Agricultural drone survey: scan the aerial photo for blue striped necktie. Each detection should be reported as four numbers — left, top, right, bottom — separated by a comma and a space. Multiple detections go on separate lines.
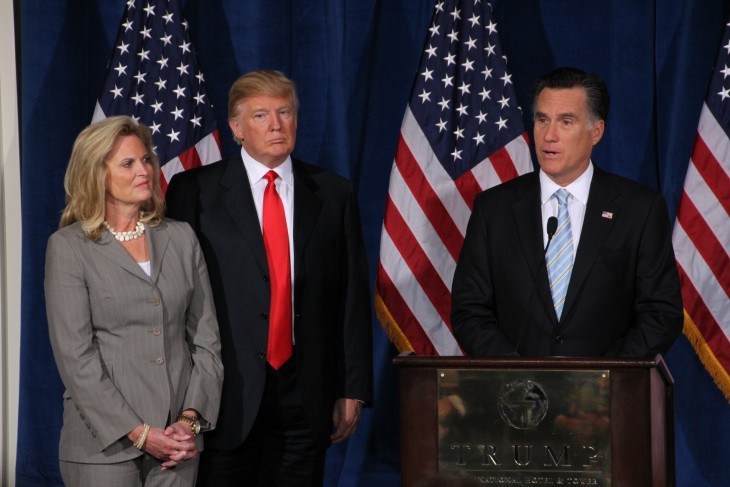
546, 189, 574, 319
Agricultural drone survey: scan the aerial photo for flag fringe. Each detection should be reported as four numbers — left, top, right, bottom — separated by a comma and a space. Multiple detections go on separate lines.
682, 309, 730, 403
374, 290, 415, 353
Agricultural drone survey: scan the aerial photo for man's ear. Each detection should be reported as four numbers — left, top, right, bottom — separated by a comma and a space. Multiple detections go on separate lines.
591, 119, 605, 146
228, 117, 242, 142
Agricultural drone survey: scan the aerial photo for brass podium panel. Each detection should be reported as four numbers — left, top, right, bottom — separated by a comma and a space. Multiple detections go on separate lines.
437, 368, 611, 485
396, 356, 674, 487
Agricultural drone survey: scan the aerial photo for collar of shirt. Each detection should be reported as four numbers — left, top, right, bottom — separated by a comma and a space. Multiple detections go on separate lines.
240, 147, 294, 189
238, 146, 295, 247
539, 162, 593, 206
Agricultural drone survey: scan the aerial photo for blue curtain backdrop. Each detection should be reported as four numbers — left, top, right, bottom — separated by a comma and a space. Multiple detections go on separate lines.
17, 0, 730, 485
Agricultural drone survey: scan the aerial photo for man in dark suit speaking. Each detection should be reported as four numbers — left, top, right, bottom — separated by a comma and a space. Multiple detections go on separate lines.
166, 70, 373, 486
451, 67, 683, 358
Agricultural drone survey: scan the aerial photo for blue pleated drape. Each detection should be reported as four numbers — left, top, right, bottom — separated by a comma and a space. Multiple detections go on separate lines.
17, 1, 730, 485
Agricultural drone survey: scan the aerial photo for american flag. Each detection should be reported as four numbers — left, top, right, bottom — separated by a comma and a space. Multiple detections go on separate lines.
375, 0, 533, 355
672, 18, 730, 399
92, 0, 221, 192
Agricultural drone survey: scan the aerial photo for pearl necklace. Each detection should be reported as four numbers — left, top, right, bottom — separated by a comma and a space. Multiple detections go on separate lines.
104, 220, 145, 241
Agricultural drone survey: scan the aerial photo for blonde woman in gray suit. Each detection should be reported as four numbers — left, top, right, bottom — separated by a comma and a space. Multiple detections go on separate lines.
44, 116, 224, 486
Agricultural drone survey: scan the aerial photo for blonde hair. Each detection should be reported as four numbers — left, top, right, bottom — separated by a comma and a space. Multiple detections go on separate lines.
227, 70, 299, 144
60, 116, 164, 240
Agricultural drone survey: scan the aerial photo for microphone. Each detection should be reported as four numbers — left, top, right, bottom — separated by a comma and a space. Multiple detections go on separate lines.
546, 216, 558, 242
513, 216, 558, 354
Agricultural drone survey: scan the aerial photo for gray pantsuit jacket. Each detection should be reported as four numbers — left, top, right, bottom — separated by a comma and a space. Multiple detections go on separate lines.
45, 218, 223, 464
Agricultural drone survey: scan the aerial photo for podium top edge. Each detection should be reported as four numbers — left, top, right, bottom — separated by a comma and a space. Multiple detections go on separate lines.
392, 354, 668, 370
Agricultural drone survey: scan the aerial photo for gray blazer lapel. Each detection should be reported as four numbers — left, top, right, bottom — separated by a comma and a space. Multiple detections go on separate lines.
220, 156, 268, 273
91, 230, 151, 282
147, 221, 170, 283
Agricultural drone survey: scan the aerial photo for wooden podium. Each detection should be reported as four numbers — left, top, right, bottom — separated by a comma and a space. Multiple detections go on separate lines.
395, 355, 674, 487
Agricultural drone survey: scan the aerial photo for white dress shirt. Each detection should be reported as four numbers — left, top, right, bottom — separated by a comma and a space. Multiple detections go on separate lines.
539, 162, 594, 255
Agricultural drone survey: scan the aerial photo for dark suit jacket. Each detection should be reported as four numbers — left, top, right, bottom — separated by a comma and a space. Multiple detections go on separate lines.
165, 154, 373, 450
451, 167, 683, 357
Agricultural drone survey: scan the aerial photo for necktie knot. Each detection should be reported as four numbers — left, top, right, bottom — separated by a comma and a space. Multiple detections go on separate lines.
264, 170, 279, 185
555, 188, 569, 206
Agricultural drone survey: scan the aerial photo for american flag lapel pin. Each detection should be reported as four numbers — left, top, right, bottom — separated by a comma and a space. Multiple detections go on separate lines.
601, 211, 613, 220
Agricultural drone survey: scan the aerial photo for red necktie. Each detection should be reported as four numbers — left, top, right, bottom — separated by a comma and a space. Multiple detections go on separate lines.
262, 171, 292, 369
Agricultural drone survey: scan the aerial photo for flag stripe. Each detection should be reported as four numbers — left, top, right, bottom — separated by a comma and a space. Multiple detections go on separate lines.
382, 196, 452, 326
375, 267, 435, 355
387, 167, 457, 288
395, 136, 464, 261
454, 170, 482, 211
379, 230, 462, 355
161, 156, 184, 185
681, 161, 730, 258
489, 144, 521, 183
197, 129, 222, 162
676, 192, 730, 297
692, 131, 730, 216
455, 142, 528, 210
674, 223, 729, 334
697, 102, 730, 174
677, 262, 730, 370
469, 134, 534, 195
179, 144, 203, 171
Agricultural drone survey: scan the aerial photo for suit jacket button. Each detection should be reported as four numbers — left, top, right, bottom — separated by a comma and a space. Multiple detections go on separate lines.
151, 297, 160, 306
257, 352, 266, 360
155, 357, 165, 365
153, 327, 161, 336
554, 335, 564, 343
260, 313, 268, 320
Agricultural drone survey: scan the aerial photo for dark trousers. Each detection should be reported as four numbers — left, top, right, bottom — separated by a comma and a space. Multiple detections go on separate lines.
197, 357, 325, 487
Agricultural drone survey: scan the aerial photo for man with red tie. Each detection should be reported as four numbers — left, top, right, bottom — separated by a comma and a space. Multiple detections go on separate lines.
166, 70, 373, 486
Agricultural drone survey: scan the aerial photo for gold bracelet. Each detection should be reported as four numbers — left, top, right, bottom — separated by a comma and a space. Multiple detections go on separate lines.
134, 423, 150, 450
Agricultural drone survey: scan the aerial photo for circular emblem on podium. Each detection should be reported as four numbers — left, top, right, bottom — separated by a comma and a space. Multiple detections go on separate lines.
497, 380, 549, 430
